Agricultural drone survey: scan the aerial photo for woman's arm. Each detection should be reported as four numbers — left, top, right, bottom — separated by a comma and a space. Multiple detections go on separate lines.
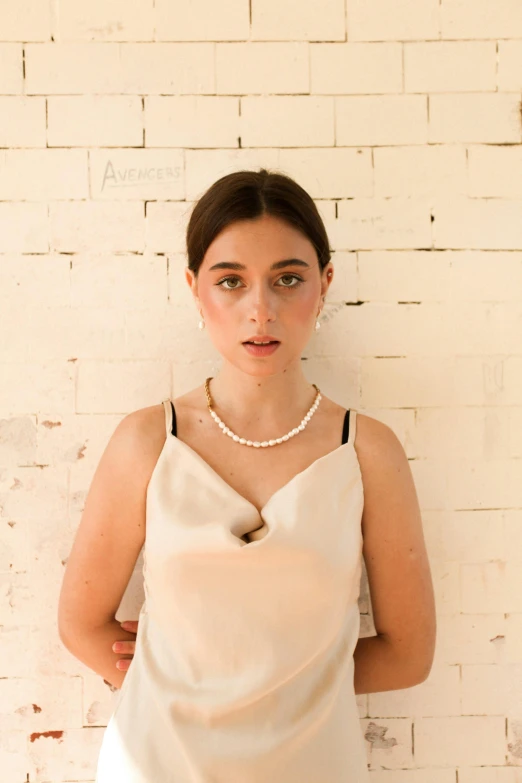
353, 633, 430, 696
60, 617, 135, 691
352, 414, 436, 695
57, 407, 162, 687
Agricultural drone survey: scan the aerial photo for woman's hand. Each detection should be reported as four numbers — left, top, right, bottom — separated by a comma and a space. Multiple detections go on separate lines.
112, 620, 138, 671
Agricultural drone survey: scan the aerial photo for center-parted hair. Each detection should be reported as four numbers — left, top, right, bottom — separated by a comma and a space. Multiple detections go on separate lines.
185, 167, 333, 277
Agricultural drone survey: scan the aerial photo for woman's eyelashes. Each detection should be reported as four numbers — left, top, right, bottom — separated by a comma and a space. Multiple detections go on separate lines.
215, 274, 305, 291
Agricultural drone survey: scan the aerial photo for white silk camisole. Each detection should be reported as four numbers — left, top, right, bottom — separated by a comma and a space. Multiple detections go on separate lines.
95, 399, 369, 782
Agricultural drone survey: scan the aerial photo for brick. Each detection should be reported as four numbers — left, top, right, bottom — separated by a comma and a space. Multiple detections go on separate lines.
438, 613, 507, 667
415, 716, 505, 766
0, 304, 32, 361
278, 147, 373, 198
469, 146, 522, 198
358, 251, 452, 302
167, 254, 196, 308
413, 407, 505, 461
216, 43, 308, 95
450, 357, 522, 407
25, 43, 214, 95
26, 725, 104, 781
363, 717, 413, 769
336, 96, 428, 146
424, 511, 506, 562
332, 197, 432, 250
374, 145, 466, 197
57, 0, 154, 41
311, 42, 402, 94
361, 357, 456, 408
0, 676, 83, 731
0, 97, 46, 147
146, 96, 239, 148
347, 0, 439, 42
27, 306, 125, 361
367, 772, 456, 782
0, 362, 74, 413
47, 96, 143, 147
251, 0, 345, 41
0, 255, 70, 309
498, 41, 522, 91
0, 467, 67, 522
505, 513, 522, 561
0, 729, 30, 780
155, 0, 249, 41
461, 563, 507, 614
433, 197, 522, 250
448, 251, 522, 302
125, 306, 209, 363
71, 254, 167, 308
0, 0, 51, 41
330, 302, 454, 358
89, 149, 184, 200
0, 44, 23, 93
441, 0, 522, 39
446, 458, 522, 511
443, 303, 522, 356
0, 419, 36, 473
428, 93, 522, 144
145, 201, 190, 254
0, 150, 88, 200
77, 360, 170, 412
459, 768, 522, 782
49, 202, 145, 252
0, 203, 48, 252
461, 664, 509, 716
404, 41, 496, 93
240, 96, 335, 147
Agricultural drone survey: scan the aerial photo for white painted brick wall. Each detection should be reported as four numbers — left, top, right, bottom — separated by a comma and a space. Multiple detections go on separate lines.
1, 1, 521, 780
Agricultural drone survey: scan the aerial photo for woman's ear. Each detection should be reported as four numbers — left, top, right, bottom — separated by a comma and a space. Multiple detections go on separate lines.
321, 264, 334, 299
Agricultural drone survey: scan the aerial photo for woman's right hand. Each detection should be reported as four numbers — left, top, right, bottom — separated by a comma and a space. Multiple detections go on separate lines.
112, 620, 138, 671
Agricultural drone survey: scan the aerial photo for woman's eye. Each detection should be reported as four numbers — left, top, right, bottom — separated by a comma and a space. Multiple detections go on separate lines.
216, 274, 303, 291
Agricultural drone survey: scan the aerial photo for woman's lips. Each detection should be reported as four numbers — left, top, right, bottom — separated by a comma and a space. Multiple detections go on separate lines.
242, 341, 281, 357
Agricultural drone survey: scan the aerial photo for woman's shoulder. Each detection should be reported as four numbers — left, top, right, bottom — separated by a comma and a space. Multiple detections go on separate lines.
351, 409, 410, 493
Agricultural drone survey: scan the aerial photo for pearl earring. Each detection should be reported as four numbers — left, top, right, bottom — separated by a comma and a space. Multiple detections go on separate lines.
198, 318, 205, 330
315, 319, 321, 331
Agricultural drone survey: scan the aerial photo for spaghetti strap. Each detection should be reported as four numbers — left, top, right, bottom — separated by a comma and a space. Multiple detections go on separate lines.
161, 399, 174, 438
348, 409, 357, 448
342, 408, 358, 447
341, 409, 350, 445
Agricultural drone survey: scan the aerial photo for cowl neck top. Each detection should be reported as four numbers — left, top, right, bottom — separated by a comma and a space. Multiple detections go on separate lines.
95, 399, 369, 782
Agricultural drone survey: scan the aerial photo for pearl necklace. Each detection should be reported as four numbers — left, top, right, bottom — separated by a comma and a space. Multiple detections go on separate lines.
204, 376, 322, 448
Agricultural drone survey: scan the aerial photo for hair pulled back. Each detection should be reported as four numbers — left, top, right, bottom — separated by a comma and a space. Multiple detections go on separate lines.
185, 168, 332, 278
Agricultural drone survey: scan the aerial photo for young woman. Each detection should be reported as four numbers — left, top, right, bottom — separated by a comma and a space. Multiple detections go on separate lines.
58, 168, 436, 782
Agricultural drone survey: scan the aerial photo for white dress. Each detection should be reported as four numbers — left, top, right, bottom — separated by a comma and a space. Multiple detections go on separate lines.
95, 399, 369, 782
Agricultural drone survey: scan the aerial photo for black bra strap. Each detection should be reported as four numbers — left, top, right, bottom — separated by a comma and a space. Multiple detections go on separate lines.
170, 401, 177, 437
171, 400, 350, 444
341, 409, 350, 445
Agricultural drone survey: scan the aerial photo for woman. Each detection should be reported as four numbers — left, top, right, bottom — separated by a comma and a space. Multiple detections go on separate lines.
58, 168, 436, 782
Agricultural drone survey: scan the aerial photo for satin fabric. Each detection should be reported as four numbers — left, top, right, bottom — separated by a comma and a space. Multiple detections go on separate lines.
95, 400, 369, 782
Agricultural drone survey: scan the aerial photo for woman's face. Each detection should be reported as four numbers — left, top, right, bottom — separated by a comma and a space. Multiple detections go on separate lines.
186, 214, 333, 375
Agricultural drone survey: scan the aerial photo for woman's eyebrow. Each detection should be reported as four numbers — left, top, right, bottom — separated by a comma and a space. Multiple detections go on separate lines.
208, 258, 311, 272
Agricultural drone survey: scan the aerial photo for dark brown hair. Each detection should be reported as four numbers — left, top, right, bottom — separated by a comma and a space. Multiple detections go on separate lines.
185, 168, 332, 277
